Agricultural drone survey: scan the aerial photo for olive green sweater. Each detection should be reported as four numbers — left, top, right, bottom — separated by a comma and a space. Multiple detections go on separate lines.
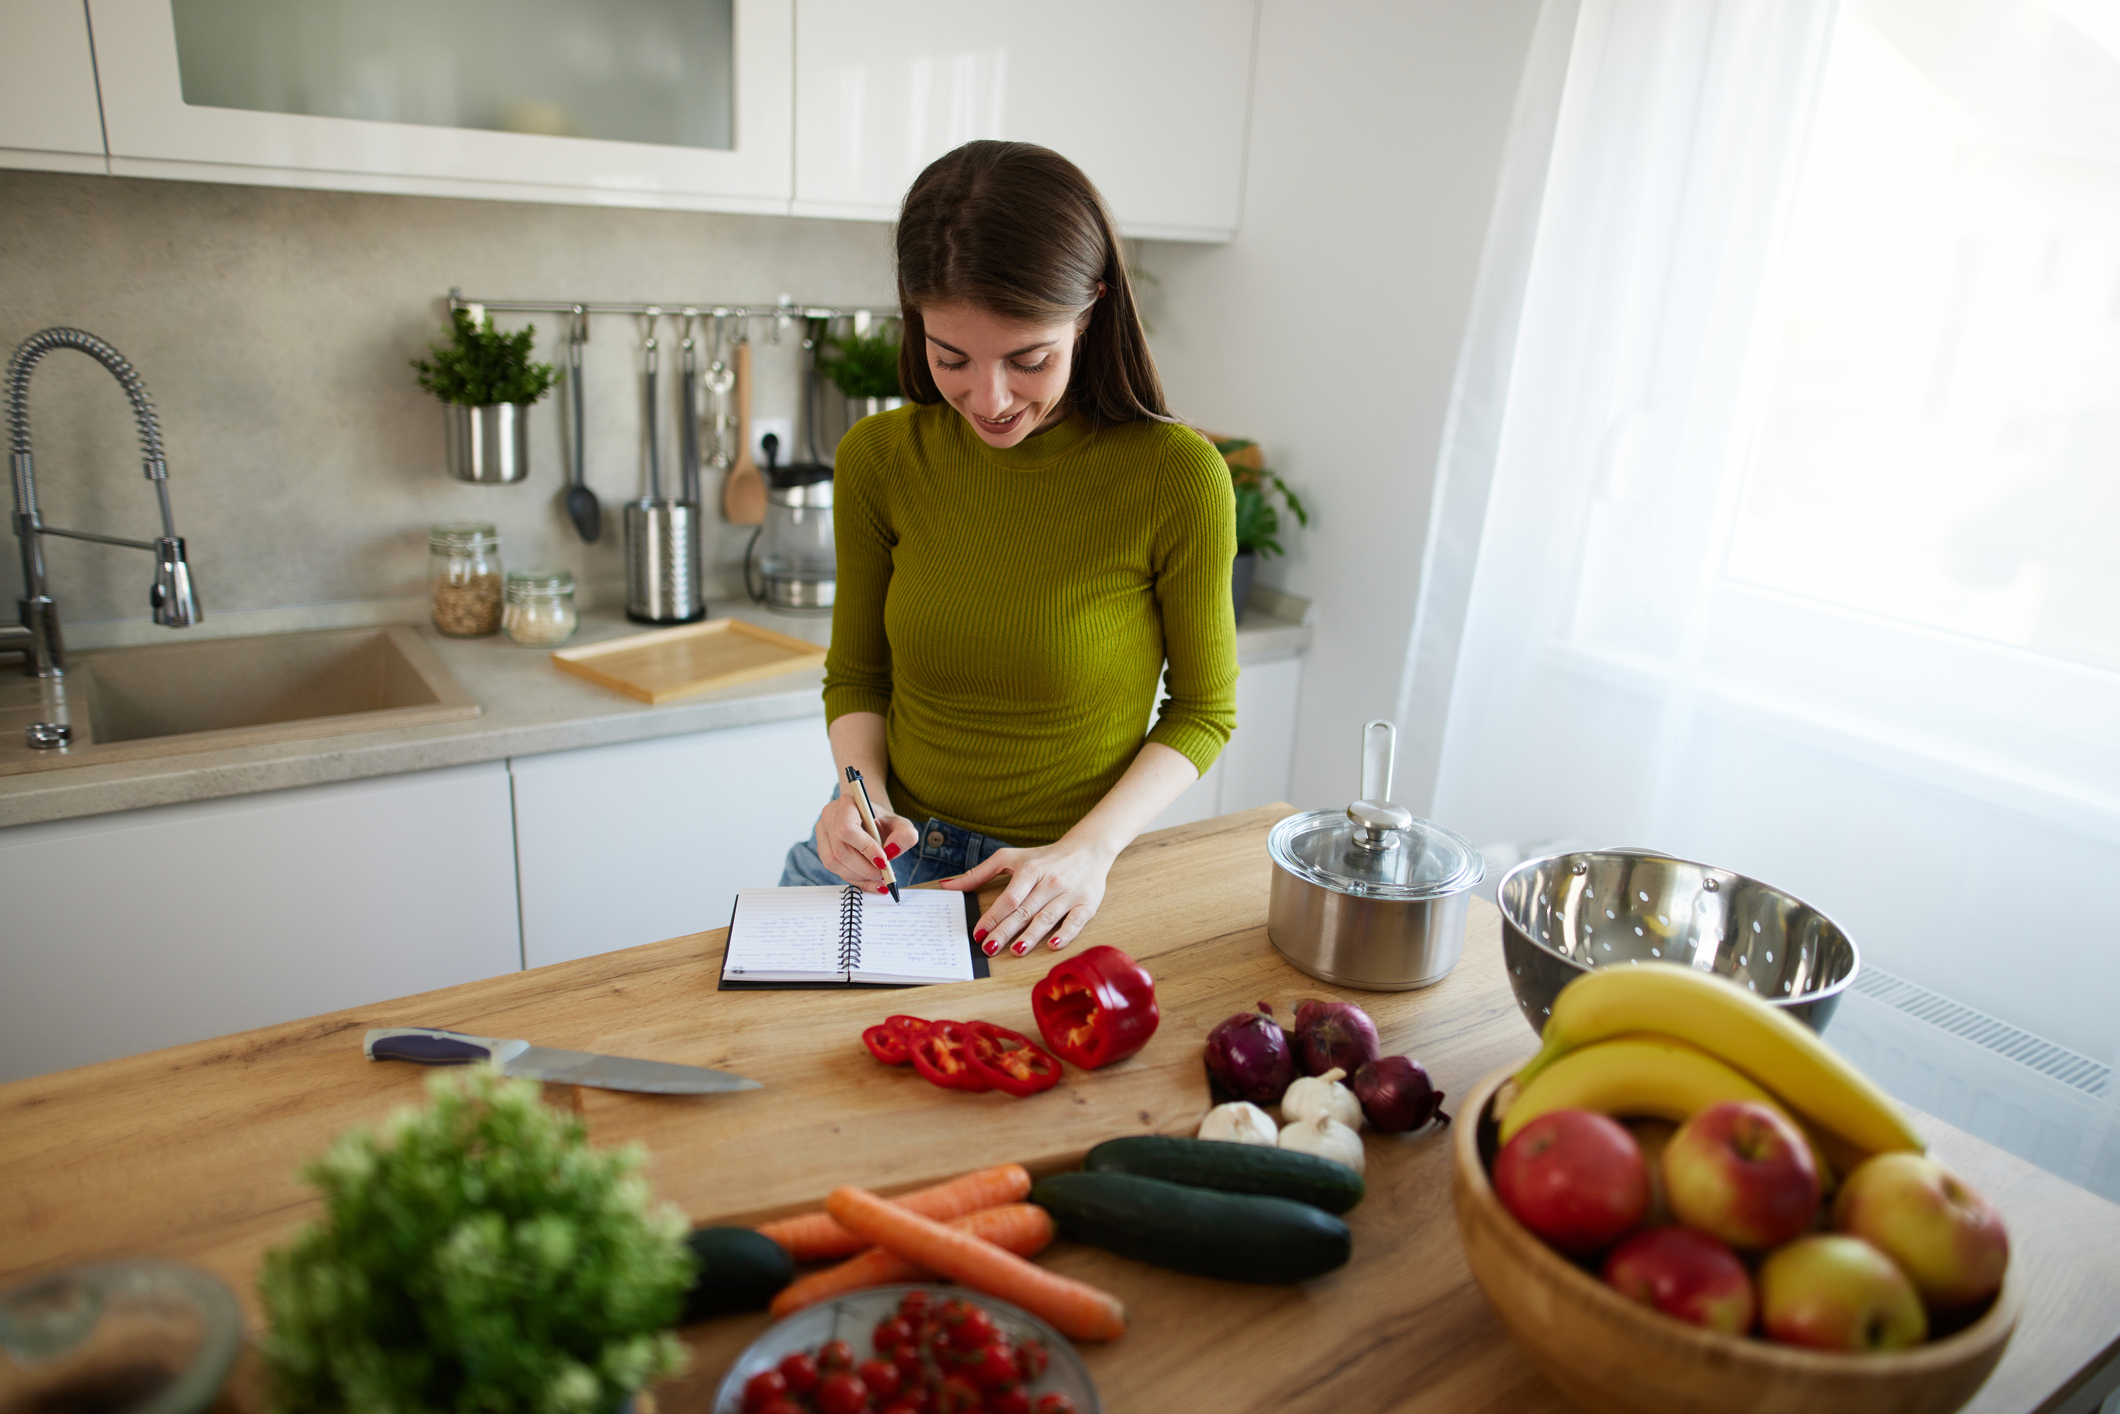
822, 402, 1239, 846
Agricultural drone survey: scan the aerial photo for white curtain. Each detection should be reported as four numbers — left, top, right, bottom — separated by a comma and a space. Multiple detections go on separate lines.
1423, 0, 2120, 1181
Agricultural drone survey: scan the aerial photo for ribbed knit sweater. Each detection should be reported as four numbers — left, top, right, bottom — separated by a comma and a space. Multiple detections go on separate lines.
822, 402, 1239, 846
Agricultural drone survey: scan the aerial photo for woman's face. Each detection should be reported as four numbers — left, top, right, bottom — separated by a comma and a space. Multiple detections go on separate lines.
920, 301, 1089, 448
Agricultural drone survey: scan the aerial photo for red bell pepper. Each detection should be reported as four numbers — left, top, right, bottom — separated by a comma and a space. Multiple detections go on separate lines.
861, 1014, 929, 1067
963, 1022, 1063, 1097
1031, 945, 1160, 1070
910, 1020, 992, 1092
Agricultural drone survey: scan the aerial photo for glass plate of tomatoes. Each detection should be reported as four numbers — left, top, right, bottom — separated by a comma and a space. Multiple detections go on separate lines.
712, 1283, 1100, 1414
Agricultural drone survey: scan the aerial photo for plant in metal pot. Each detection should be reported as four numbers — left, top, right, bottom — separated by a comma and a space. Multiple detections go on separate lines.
1211, 436, 1309, 623
412, 309, 558, 407
257, 1067, 690, 1414
820, 327, 904, 402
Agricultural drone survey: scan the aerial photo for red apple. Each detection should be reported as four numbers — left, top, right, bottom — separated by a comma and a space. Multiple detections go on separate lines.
1494, 1108, 1651, 1257
1832, 1152, 2009, 1310
1662, 1100, 1821, 1250
1759, 1234, 1928, 1350
1602, 1226, 1756, 1334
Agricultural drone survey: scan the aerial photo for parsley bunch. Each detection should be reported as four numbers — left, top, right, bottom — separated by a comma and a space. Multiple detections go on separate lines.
412, 310, 558, 407
258, 1067, 690, 1414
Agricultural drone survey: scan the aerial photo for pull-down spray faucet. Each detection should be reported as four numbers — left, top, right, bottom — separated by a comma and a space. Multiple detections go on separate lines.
4, 327, 202, 678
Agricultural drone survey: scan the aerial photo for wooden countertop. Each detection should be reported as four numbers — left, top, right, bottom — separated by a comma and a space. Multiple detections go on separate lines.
4, 805, 2116, 1412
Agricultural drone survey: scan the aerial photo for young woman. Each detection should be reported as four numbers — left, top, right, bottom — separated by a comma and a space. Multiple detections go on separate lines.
779, 140, 1238, 960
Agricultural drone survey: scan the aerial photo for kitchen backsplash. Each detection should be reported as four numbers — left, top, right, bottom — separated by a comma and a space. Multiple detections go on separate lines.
0, 170, 894, 631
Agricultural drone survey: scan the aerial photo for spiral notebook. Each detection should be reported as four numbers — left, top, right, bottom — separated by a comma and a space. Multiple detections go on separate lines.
717, 885, 986, 989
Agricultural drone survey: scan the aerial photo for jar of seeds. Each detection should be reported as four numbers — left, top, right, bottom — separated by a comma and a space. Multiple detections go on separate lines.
429, 523, 502, 637
503, 568, 578, 645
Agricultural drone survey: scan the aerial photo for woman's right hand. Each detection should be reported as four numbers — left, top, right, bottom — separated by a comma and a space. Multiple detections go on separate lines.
815, 790, 919, 891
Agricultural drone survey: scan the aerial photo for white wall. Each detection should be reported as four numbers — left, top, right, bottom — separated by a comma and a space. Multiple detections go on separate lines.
1145, 0, 1544, 811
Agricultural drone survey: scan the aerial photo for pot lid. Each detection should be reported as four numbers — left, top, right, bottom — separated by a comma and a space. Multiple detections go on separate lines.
1268, 807, 1484, 901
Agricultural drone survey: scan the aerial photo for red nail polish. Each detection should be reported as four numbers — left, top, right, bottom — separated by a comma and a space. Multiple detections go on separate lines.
1012, 938, 1034, 956
885, 842, 901, 859
983, 940, 1000, 956
973, 927, 987, 943
877, 885, 889, 893
875, 856, 888, 869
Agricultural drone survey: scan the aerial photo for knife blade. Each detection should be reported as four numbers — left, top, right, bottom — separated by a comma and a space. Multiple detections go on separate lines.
364, 1027, 761, 1096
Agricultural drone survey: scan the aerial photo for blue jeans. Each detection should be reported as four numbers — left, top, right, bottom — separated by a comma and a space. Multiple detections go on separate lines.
779, 791, 1017, 888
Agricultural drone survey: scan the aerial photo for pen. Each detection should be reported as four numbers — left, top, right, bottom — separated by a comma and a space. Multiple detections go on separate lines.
845, 766, 901, 904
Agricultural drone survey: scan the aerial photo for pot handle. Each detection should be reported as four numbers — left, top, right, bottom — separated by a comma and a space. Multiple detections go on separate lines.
1360, 719, 1396, 804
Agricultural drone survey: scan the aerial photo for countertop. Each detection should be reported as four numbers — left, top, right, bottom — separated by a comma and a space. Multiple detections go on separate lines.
3, 804, 2113, 1413
0, 591, 1312, 828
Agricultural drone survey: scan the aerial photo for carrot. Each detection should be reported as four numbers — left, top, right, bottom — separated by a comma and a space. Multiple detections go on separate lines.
769, 1203, 1055, 1318
755, 1163, 1032, 1262
826, 1185, 1127, 1343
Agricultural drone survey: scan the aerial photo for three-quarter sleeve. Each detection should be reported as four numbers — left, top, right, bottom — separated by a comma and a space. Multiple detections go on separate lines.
1145, 429, 1240, 776
821, 418, 898, 724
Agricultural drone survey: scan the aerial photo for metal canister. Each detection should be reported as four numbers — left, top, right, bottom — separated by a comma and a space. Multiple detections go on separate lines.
623, 499, 703, 624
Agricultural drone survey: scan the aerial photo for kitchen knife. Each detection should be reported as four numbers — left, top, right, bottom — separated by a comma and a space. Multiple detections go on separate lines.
364, 1027, 761, 1096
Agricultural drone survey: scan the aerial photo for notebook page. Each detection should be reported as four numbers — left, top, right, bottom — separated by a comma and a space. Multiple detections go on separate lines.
721, 886, 846, 980
851, 888, 976, 984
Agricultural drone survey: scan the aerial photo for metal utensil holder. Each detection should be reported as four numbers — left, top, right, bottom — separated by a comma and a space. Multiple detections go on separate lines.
623, 499, 703, 624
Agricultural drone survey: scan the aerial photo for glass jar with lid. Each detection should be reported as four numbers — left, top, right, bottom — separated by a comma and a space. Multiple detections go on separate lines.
429, 523, 502, 637
504, 568, 578, 646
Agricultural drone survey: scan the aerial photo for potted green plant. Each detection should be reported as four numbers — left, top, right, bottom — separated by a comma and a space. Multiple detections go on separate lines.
257, 1067, 691, 1414
1212, 436, 1309, 624
820, 327, 905, 424
413, 309, 559, 484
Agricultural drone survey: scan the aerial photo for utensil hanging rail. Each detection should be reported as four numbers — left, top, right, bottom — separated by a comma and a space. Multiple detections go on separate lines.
446, 288, 898, 335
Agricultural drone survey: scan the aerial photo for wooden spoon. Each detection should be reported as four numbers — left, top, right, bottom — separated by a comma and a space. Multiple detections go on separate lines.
722, 339, 765, 525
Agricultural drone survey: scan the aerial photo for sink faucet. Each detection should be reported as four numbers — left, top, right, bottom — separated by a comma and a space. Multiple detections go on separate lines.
5, 327, 201, 677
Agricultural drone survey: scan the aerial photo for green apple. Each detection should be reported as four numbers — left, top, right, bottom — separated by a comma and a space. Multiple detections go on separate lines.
1833, 1152, 2009, 1310
1759, 1235, 1928, 1351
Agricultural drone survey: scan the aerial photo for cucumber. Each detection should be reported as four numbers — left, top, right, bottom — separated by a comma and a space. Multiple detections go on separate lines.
1032, 1171, 1351, 1284
679, 1226, 795, 1322
1082, 1135, 1365, 1214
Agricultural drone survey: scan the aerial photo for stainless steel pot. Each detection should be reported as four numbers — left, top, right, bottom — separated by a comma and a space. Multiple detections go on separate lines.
1267, 720, 1484, 990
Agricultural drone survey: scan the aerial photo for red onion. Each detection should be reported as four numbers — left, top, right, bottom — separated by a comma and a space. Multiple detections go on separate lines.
1351, 1055, 1449, 1133
1204, 1002, 1296, 1105
1293, 998, 1380, 1077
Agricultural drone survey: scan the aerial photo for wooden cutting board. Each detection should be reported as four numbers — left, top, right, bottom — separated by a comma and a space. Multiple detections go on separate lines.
550, 618, 825, 704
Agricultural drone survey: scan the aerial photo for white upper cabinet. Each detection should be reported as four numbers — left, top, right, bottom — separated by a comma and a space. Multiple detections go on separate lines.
84, 0, 794, 211
0, 0, 109, 173
792, 0, 1256, 241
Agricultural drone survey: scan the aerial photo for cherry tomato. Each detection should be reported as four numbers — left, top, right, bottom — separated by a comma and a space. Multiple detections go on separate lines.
936, 1374, 986, 1414
820, 1339, 858, 1374
890, 1340, 927, 1382
774, 1350, 820, 1396
873, 1315, 915, 1355
1033, 1396, 1076, 1414
758, 1402, 806, 1414
898, 1290, 933, 1322
743, 1368, 790, 1412
879, 1404, 924, 1414
858, 1358, 903, 1401
817, 1371, 873, 1414
962, 1340, 1018, 1389
988, 1386, 1031, 1414
939, 1300, 994, 1349
896, 1384, 937, 1414
1014, 1340, 1049, 1383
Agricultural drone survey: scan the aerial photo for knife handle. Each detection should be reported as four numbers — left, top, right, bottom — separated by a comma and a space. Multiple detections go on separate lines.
365, 1028, 530, 1068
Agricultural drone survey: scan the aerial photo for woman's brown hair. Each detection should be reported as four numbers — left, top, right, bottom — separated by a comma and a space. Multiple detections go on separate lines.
895, 141, 1169, 424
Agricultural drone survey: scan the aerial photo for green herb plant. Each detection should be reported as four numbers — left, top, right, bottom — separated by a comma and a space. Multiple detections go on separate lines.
820, 328, 903, 400
412, 310, 559, 407
1215, 437, 1310, 559
258, 1067, 690, 1414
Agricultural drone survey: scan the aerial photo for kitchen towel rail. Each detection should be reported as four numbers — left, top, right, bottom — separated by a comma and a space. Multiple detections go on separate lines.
446, 289, 899, 341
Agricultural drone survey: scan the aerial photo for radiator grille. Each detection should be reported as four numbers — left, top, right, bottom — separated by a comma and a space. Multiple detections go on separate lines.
1852, 967, 2110, 1097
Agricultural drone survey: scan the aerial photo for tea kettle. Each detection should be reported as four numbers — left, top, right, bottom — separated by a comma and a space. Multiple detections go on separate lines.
743, 433, 835, 613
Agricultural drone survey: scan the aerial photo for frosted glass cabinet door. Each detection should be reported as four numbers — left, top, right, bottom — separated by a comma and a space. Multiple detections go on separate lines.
87, 0, 794, 211
0, 0, 108, 172
793, 0, 1256, 240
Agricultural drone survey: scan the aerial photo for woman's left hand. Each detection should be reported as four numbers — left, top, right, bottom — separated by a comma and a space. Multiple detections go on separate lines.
944, 835, 1120, 957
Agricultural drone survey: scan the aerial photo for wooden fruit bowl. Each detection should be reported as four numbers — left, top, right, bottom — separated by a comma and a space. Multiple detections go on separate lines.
1451, 1067, 2020, 1414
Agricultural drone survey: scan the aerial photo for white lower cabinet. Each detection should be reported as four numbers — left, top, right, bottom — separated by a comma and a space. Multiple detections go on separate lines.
0, 761, 521, 1083
509, 716, 838, 970
1146, 654, 1304, 832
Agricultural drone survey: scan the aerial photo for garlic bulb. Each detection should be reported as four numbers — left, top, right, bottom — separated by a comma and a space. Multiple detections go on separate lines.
1197, 1100, 1279, 1147
1278, 1110, 1366, 1172
1281, 1066, 1364, 1132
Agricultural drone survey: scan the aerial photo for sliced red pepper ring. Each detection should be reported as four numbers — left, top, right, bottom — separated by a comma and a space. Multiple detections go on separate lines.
863, 1024, 913, 1066
1031, 945, 1160, 1070
963, 1021, 1063, 1098
910, 1020, 992, 1092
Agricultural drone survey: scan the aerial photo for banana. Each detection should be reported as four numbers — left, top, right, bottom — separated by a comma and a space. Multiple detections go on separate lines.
1496, 1033, 1831, 1181
1515, 962, 1923, 1155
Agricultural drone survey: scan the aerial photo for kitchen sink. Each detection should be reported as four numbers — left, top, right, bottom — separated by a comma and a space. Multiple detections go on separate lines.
0, 625, 479, 775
